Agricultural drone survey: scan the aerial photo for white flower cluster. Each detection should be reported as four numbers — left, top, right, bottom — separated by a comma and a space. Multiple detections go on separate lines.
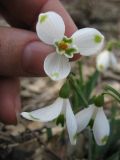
21, 97, 110, 146
21, 12, 110, 146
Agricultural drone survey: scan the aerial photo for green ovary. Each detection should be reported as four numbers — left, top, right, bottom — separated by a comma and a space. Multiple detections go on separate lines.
101, 135, 109, 144
51, 72, 59, 78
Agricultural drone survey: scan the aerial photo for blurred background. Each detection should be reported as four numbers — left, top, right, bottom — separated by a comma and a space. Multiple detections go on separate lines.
0, 0, 120, 160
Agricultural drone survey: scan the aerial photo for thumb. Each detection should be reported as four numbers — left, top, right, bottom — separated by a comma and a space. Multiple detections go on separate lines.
0, 27, 54, 77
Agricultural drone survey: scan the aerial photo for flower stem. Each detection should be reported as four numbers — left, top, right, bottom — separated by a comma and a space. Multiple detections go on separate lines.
46, 127, 53, 140
88, 128, 93, 160
69, 76, 88, 107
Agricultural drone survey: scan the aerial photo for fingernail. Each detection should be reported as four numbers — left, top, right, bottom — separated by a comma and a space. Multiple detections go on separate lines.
23, 41, 54, 76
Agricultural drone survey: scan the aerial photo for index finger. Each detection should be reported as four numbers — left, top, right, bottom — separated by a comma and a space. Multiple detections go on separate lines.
0, 0, 77, 35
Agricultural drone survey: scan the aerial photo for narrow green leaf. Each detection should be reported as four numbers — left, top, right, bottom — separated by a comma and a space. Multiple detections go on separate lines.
84, 70, 99, 99
69, 76, 88, 107
59, 81, 71, 98
104, 85, 120, 100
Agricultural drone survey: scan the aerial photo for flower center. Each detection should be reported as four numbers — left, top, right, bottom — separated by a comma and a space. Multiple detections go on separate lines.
58, 41, 69, 50
55, 36, 78, 58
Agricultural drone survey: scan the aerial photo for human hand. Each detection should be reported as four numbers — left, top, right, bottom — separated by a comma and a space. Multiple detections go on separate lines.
0, 0, 79, 124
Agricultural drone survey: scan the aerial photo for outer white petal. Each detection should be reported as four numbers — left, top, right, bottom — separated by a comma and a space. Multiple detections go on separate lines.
72, 28, 104, 56
96, 50, 110, 72
36, 12, 65, 45
110, 52, 117, 69
65, 99, 77, 145
93, 107, 110, 146
75, 105, 95, 132
21, 98, 63, 122
44, 53, 71, 81
21, 112, 40, 121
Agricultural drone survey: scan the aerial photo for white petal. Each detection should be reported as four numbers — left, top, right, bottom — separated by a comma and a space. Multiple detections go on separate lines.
75, 105, 95, 132
44, 53, 71, 81
21, 112, 40, 121
72, 28, 104, 56
65, 99, 77, 145
93, 107, 110, 146
21, 98, 63, 122
36, 12, 65, 45
110, 52, 117, 69
96, 50, 110, 72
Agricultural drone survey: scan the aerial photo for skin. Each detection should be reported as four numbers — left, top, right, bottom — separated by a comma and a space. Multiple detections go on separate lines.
0, 0, 80, 124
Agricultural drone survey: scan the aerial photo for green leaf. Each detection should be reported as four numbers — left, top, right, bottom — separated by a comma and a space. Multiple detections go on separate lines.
84, 70, 99, 99
70, 90, 82, 112
104, 85, 120, 100
69, 76, 88, 107
59, 81, 71, 98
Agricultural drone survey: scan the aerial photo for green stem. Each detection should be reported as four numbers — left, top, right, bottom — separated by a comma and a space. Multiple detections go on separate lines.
88, 128, 93, 160
78, 61, 84, 84
46, 127, 52, 140
69, 77, 88, 107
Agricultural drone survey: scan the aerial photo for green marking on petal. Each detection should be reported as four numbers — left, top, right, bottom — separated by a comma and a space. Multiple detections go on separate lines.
94, 34, 102, 43
73, 133, 79, 140
66, 48, 77, 55
39, 15, 48, 23
98, 64, 105, 71
101, 135, 109, 145
63, 37, 73, 44
29, 113, 40, 120
51, 72, 59, 78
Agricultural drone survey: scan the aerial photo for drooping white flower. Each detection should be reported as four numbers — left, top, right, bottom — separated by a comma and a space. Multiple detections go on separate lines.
93, 107, 110, 145
96, 50, 117, 72
75, 105, 110, 146
75, 105, 96, 132
21, 97, 77, 145
36, 11, 104, 81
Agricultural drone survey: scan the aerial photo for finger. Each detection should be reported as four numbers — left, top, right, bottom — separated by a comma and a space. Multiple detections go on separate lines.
0, 0, 77, 36
0, 27, 54, 76
0, 77, 21, 124
0, 0, 48, 30
40, 0, 77, 36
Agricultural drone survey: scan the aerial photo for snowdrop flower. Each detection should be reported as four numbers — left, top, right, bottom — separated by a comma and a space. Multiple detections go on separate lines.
21, 97, 77, 145
96, 50, 117, 72
36, 11, 104, 80
75, 105, 110, 146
